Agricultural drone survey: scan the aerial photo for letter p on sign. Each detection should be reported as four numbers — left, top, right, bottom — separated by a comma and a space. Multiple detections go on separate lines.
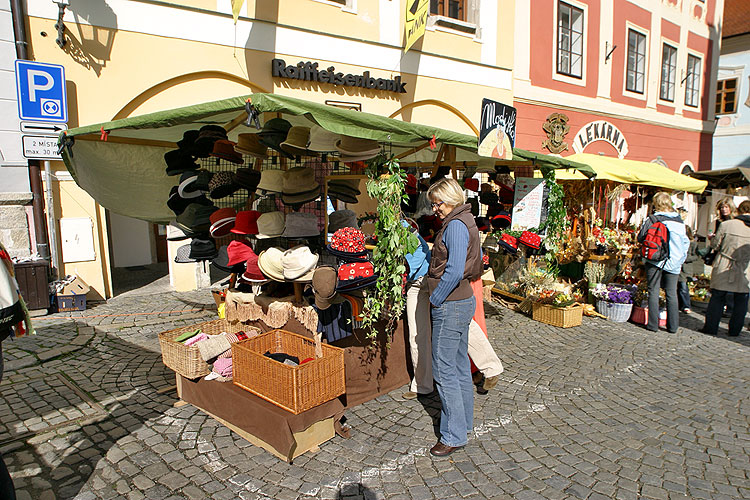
15, 60, 68, 123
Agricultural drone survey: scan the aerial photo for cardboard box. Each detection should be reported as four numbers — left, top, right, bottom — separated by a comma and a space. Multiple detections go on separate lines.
60, 276, 90, 296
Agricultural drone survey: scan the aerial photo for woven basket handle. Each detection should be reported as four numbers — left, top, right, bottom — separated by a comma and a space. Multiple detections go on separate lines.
313, 331, 323, 359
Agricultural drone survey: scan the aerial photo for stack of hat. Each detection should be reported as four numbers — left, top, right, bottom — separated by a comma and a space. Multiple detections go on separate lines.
211, 243, 247, 274
327, 178, 361, 204
167, 186, 213, 216
209, 208, 237, 238
281, 245, 318, 282
335, 135, 381, 162
194, 125, 229, 158
258, 118, 294, 158
235, 248, 268, 288
308, 126, 340, 153
189, 238, 218, 261
282, 167, 320, 206
172, 203, 218, 238
178, 170, 213, 199
207, 171, 240, 199
282, 212, 320, 239
327, 210, 358, 234
336, 261, 378, 291
164, 130, 200, 177
326, 227, 369, 262
231, 211, 262, 236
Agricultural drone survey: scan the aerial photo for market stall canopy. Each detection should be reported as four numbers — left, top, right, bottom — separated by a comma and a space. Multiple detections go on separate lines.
688, 167, 750, 189
60, 93, 595, 222
566, 153, 707, 194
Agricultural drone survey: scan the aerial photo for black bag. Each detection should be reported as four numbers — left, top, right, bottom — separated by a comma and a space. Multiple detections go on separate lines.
702, 249, 718, 266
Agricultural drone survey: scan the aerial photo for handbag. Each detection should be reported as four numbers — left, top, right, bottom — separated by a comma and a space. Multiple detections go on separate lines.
702, 249, 717, 266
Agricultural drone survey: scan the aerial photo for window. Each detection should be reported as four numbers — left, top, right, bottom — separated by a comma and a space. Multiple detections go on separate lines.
430, 0, 465, 21
556, 2, 584, 78
685, 54, 701, 107
716, 78, 738, 114
626, 29, 647, 94
659, 43, 677, 102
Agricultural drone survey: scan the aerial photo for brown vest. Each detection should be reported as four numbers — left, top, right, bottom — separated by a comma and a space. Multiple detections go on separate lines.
426, 203, 483, 301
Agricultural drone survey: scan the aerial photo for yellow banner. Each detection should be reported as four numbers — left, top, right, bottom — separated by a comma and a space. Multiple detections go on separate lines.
404, 0, 429, 52
231, 0, 245, 24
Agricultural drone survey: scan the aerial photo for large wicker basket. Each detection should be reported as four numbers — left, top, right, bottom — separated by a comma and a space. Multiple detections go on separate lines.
532, 302, 583, 328
596, 300, 633, 323
158, 319, 259, 379
232, 329, 345, 414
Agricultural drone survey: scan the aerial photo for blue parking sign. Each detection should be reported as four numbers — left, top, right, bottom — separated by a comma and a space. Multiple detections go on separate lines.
15, 60, 67, 123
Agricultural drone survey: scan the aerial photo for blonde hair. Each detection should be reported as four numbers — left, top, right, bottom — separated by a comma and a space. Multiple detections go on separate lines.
651, 192, 674, 212
715, 197, 737, 217
427, 177, 466, 208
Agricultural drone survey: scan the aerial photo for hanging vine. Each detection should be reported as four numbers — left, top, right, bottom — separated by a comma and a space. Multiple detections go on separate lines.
360, 155, 419, 342
539, 166, 568, 270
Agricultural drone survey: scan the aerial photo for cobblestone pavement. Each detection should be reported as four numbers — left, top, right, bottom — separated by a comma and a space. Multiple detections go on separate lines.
0, 290, 748, 500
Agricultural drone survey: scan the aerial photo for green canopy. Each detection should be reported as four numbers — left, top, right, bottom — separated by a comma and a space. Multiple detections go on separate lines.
60, 93, 595, 222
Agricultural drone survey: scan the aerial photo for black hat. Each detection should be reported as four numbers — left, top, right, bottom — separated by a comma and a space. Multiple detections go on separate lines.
174, 203, 218, 233
208, 171, 240, 199
167, 186, 214, 216
189, 238, 218, 261
176, 130, 200, 151
178, 169, 213, 198
491, 211, 512, 230
211, 245, 246, 273
164, 149, 199, 176
193, 125, 228, 158
235, 168, 262, 192
258, 118, 294, 159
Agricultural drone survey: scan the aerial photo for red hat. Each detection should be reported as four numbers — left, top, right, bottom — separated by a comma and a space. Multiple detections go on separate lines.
326, 227, 367, 258
497, 233, 518, 254
464, 178, 479, 192
405, 174, 418, 195
519, 231, 541, 250
231, 210, 261, 235
209, 207, 237, 238
490, 212, 512, 230
226, 240, 255, 266
336, 261, 378, 290
241, 250, 266, 282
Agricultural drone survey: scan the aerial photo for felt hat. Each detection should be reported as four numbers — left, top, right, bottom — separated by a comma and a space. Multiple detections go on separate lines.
519, 231, 541, 250
255, 211, 285, 239
312, 266, 338, 309
491, 211, 512, 230
281, 188, 320, 207
281, 245, 319, 281
226, 239, 256, 267
175, 203, 218, 234
258, 118, 294, 158
210, 139, 244, 164
497, 233, 518, 254
280, 126, 314, 157
282, 167, 319, 195
327, 209, 358, 234
328, 178, 361, 196
474, 216, 490, 233
231, 210, 261, 235
208, 171, 240, 199
176, 130, 200, 151
257, 247, 285, 281
235, 133, 268, 158
335, 135, 381, 162
193, 125, 228, 158
257, 169, 285, 193
211, 245, 246, 274
328, 191, 359, 204
174, 244, 196, 264
282, 212, 320, 238
464, 178, 480, 192
479, 191, 499, 206
178, 170, 213, 198
239, 249, 268, 283
164, 149, 199, 176
168, 186, 212, 216
234, 168, 261, 192
189, 238, 218, 261
209, 207, 237, 238
308, 126, 340, 152
336, 261, 378, 291
327, 227, 368, 260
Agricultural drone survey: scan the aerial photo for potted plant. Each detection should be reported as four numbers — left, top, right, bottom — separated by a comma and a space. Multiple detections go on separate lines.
592, 283, 635, 322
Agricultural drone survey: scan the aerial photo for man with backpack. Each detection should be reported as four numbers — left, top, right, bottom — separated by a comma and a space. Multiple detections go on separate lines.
638, 192, 689, 333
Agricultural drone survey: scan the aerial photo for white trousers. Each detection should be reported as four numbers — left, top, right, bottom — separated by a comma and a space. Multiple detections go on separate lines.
405, 277, 434, 393
468, 319, 504, 378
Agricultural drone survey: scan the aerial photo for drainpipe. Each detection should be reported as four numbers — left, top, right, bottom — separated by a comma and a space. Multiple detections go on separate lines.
11, 0, 50, 260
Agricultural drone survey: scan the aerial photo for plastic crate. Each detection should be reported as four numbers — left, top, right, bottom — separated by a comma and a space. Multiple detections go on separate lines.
56, 294, 86, 312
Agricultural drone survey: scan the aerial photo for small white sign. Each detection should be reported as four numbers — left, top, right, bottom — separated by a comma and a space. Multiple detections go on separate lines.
22, 135, 61, 159
20, 121, 67, 134
60, 217, 96, 263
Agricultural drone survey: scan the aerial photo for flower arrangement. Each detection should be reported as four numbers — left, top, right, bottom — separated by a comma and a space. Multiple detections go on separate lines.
535, 289, 580, 308
592, 283, 635, 304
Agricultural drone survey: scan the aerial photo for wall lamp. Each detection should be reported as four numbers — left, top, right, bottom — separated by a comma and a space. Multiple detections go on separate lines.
52, 0, 69, 48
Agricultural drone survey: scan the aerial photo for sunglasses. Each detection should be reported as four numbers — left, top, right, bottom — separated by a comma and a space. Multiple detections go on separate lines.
430, 201, 444, 209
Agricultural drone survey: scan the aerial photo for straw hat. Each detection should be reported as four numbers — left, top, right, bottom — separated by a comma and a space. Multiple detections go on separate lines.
280, 127, 314, 157
257, 247, 285, 281
235, 133, 268, 158
308, 126, 340, 152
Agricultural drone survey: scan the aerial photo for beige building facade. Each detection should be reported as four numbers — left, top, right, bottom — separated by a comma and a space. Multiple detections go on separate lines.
26, 0, 515, 299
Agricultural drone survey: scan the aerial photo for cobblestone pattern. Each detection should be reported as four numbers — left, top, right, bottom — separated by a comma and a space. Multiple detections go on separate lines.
0, 292, 748, 500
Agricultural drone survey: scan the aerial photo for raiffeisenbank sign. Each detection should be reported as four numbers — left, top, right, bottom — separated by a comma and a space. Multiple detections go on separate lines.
272, 59, 407, 94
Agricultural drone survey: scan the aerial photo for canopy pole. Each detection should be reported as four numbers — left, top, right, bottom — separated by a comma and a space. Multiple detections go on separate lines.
430, 144, 447, 178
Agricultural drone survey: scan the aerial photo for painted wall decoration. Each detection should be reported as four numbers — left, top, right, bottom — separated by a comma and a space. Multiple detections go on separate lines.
478, 98, 516, 160
572, 120, 629, 158
541, 113, 570, 154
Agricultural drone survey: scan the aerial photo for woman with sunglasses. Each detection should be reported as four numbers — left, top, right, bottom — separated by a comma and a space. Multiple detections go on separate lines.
424, 178, 484, 457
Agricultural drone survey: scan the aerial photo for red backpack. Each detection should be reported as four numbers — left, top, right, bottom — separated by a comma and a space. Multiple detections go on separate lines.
637, 215, 680, 261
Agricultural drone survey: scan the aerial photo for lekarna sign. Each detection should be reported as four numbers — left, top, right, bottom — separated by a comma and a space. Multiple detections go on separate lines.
15, 60, 67, 123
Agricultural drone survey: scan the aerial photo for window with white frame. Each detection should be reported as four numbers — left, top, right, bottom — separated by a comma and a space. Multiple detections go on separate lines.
626, 29, 647, 94
685, 54, 701, 107
659, 43, 677, 102
556, 1, 584, 79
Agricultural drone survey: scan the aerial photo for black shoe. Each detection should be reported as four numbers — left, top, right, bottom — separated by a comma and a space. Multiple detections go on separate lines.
699, 328, 716, 335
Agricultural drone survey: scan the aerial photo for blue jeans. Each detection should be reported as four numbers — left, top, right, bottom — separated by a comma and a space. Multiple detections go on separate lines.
703, 289, 749, 336
431, 296, 475, 448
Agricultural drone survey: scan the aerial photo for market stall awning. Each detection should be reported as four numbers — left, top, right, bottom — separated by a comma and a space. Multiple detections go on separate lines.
688, 167, 750, 189
566, 153, 707, 194
60, 93, 595, 222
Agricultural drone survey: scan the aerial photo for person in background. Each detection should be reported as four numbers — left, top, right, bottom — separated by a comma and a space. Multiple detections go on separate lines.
710, 197, 736, 239
701, 200, 750, 337
677, 225, 698, 314
425, 178, 483, 457
641, 192, 689, 333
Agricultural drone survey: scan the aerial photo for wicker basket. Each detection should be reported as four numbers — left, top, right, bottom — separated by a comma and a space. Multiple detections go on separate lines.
596, 300, 633, 323
532, 302, 583, 328
232, 329, 345, 414
158, 319, 260, 379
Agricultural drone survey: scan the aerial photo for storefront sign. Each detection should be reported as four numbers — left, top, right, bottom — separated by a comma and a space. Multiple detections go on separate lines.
404, 0, 429, 52
572, 120, 629, 158
478, 98, 516, 160
511, 178, 548, 232
272, 59, 407, 94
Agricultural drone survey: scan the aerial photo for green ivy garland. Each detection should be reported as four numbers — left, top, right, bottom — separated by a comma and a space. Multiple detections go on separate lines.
360, 155, 419, 341
538, 167, 568, 270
